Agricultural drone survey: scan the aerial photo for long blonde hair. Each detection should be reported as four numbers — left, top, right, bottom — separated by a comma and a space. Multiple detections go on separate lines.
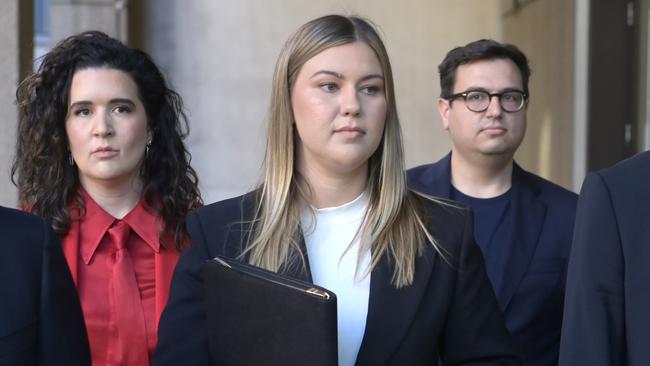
244, 14, 443, 287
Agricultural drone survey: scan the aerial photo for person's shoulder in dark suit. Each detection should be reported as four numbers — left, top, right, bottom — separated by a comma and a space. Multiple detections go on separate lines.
487, 163, 578, 247
560, 150, 650, 366
517, 165, 577, 204
406, 157, 446, 196
0, 206, 90, 366
596, 149, 650, 193
407, 157, 577, 201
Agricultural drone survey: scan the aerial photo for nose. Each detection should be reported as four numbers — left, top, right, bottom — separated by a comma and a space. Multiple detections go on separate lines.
93, 109, 114, 137
341, 87, 361, 117
485, 95, 502, 119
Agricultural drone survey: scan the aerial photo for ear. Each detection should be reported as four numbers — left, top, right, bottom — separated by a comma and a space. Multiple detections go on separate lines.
438, 98, 451, 130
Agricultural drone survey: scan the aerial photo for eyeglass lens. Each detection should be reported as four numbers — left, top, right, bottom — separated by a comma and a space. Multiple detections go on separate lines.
465, 91, 524, 112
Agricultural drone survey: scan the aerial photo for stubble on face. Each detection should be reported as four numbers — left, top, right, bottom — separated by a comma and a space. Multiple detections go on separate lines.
440, 58, 527, 162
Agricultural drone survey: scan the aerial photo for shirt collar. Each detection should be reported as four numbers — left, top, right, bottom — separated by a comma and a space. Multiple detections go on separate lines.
79, 188, 161, 264
122, 196, 161, 253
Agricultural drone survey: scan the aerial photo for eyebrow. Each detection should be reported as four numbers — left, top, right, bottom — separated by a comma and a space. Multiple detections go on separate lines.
460, 86, 524, 93
69, 98, 137, 108
310, 70, 384, 82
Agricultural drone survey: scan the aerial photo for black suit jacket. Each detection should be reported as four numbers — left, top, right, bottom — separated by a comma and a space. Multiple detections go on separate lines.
0, 206, 90, 366
559, 150, 650, 366
154, 192, 519, 365
407, 154, 577, 366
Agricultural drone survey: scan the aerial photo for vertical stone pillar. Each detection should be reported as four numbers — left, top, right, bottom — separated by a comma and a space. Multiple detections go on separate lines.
0, 0, 32, 207
50, 0, 128, 44
502, 0, 577, 190
140, 0, 502, 203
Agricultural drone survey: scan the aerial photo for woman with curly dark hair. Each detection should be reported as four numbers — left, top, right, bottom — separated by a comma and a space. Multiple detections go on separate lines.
12, 31, 202, 366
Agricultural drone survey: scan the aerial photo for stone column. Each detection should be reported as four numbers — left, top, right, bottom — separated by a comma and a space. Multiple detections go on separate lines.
0, 0, 32, 207
50, 0, 128, 44
140, 0, 502, 203
502, 0, 577, 191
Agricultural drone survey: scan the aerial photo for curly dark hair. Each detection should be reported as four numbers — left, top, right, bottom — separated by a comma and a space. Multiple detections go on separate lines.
12, 31, 202, 251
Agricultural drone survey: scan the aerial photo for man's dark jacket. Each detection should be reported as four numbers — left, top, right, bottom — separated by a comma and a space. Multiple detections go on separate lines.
408, 153, 577, 366
0, 206, 90, 366
560, 150, 650, 366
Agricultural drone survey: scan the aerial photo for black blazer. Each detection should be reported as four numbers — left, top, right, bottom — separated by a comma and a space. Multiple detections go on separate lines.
153, 192, 519, 365
0, 206, 90, 366
559, 150, 650, 366
408, 154, 577, 366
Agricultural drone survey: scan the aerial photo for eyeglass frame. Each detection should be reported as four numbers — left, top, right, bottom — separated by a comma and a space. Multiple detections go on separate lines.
445, 89, 529, 113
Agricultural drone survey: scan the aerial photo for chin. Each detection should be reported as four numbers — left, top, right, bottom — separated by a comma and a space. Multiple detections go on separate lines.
480, 146, 516, 157
327, 158, 368, 175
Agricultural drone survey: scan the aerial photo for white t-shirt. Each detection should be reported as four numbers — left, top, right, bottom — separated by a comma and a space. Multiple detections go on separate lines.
300, 192, 371, 366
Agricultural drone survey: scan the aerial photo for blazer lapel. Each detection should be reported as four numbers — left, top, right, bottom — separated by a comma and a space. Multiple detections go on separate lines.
61, 220, 81, 286
227, 195, 314, 283
355, 251, 435, 365
496, 164, 546, 310
224, 215, 314, 283
280, 234, 313, 283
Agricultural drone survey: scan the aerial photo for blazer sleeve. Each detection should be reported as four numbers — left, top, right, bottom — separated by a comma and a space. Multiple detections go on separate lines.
153, 210, 212, 365
559, 172, 625, 366
39, 218, 91, 366
439, 209, 520, 366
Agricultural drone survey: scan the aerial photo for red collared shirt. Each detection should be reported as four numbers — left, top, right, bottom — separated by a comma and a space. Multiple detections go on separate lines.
63, 189, 178, 366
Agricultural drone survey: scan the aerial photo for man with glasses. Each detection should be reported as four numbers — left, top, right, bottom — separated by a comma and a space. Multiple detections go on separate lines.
408, 39, 577, 366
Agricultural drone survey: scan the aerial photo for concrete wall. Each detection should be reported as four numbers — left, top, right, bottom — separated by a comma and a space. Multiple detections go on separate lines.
0, 0, 581, 206
502, 0, 576, 190
141, 0, 502, 203
0, 0, 128, 208
638, 0, 650, 151
50, 0, 127, 43
0, 0, 31, 207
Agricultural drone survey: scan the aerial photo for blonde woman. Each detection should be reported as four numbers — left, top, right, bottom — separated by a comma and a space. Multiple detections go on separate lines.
155, 15, 517, 366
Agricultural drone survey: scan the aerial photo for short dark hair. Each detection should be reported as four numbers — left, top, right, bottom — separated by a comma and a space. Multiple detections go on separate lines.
438, 39, 531, 98
13, 31, 202, 250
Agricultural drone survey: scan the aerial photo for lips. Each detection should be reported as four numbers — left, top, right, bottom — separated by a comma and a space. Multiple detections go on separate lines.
480, 124, 506, 134
92, 147, 119, 158
334, 126, 365, 134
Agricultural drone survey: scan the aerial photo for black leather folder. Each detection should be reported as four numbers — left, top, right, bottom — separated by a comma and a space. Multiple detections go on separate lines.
202, 256, 338, 366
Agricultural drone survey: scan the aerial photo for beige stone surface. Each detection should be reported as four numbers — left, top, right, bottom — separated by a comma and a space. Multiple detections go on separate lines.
141, 0, 502, 203
503, 0, 576, 190
0, 0, 21, 207
50, 2, 128, 43
0, 0, 581, 206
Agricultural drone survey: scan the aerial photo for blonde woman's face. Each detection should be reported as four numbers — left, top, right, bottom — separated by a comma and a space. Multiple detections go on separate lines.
291, 42, 386, 177
65, 68, 149, 192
